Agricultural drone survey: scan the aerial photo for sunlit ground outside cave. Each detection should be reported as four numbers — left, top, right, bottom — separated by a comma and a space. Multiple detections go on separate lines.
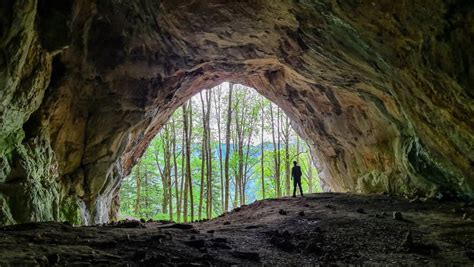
119, 83, 321, 222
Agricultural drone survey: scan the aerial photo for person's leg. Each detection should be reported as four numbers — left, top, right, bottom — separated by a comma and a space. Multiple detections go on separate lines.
298, 179, 303, 196
293, 179, 297, 197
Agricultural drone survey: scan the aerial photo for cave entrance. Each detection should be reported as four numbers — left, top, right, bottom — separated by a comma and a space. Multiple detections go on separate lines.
118, 82, 321, 222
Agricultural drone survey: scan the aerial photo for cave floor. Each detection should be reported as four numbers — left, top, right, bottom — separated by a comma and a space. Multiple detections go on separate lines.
1, 193, 473, 266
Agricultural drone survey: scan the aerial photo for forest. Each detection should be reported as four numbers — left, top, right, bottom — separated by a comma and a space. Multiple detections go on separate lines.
119, 83, 321, 222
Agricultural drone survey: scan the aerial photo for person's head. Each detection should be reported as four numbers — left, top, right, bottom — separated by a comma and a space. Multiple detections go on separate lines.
293, 161, 297, 166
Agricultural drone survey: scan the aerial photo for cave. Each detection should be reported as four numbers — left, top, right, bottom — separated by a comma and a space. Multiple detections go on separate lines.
0, 0, 473, 265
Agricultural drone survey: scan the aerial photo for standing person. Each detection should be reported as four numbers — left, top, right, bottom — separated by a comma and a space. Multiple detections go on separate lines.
291, 161, 303, 197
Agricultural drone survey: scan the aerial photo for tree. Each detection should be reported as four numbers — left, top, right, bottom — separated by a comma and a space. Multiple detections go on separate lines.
224, 83, 233, 212
182, 100, 194, 222
179, 107, 186, 223
260, 102, 265, 199
213, 85, 224, 213
155, 125, 171, 217
234, 90, 244, 206
134, 159, 142, 214
283, 115, 290, 196
171, 117, 180, 222
205, 90, 213, 219
269, 104, 281, 197
198, 92, 206, 220
276, 107, 282, 197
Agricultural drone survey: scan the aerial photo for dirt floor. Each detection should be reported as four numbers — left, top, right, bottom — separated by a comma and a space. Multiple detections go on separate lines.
1, 193, 473, 265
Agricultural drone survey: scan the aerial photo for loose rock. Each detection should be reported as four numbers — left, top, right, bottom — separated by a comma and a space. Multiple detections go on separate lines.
393, 211, 403, 221
462, 213, 470, 220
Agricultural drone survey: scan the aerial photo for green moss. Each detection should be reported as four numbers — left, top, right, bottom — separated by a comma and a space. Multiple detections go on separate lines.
10, 180, 59, 222
0, 194, 15, 225
5, 137, 61, 223
0, 129, 25, 158
59, 196, 83, 225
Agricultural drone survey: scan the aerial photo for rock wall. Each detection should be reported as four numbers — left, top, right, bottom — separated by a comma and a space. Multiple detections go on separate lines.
0, 0, 472, 225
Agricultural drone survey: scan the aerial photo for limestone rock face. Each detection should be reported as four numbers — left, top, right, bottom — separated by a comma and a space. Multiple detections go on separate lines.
0, 0, 472, 225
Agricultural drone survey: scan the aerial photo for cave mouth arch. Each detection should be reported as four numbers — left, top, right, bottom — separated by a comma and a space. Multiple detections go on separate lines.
81, 60, 404, 225
118, 82, 323, 222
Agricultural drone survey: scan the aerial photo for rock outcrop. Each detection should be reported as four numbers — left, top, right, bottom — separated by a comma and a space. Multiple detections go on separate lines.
0, 0, 472, 225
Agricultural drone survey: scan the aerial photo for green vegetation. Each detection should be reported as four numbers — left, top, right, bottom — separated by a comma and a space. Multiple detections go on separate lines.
119, 83, 320, 222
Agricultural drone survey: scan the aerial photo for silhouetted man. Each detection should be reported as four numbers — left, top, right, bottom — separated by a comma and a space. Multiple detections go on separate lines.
291, 161, 303, 197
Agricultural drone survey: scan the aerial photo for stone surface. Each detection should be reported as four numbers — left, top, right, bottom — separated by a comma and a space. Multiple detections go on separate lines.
0, 193, 472, 265
0, 0, 473, 224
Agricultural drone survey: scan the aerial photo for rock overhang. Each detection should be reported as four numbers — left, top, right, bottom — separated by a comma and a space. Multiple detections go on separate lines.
0, 0, 472, 225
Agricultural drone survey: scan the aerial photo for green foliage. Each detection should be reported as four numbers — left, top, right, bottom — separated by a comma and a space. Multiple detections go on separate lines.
119, 83, 321, 221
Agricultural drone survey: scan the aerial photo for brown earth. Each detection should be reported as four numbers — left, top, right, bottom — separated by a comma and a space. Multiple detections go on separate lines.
1, 193, 473, 266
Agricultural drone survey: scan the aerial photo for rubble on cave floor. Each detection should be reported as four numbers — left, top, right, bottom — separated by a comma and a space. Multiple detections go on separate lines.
1, 193, 473, 265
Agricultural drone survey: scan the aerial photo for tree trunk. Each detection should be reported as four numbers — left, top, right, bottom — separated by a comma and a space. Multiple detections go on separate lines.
270, 104, 281, 197
205, 90, 213, 219
224, 83, 233, 212
235, 100, 241, 207
296, 136, 300, 163
144, 169, 149, 218
198, 92, 206, 220
199, 137, 205, 220
166, 125, 173, 221
214, 86, 224, 213
307, 156, 313, 193
182, 102, 189, 222
160, 125, 170, 216
187, 101, 194, 221
284, 116, 290, 196
242, 124, 253, 205
179, 117, 185, 223
260, 104, 265, 199
134, 159, 141, 214
171, 117, 179, 222
276, 108, 281, 197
